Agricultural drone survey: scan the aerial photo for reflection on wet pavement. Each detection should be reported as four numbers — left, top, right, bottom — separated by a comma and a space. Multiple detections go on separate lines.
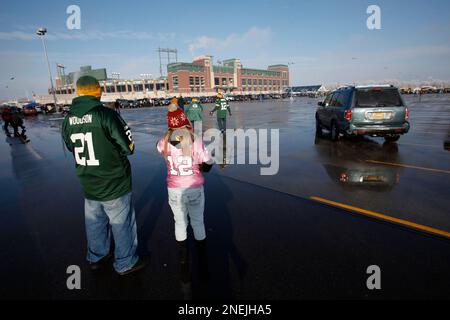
315, 137, 401, 191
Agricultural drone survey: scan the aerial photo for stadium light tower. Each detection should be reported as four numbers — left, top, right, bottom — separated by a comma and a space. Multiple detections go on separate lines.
36, 27, 58, 111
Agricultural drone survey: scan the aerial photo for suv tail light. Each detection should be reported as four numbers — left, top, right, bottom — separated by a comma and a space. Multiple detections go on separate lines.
405, 107, 410, 121
345, 109, 352, 121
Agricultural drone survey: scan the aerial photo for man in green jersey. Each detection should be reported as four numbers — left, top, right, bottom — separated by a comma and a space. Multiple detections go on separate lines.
185, 97, 204, 133
210, 92, 232, 133
62, 76, 147, 276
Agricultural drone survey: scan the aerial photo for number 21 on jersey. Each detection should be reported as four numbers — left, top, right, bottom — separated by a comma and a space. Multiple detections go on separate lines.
70, 132, 100, 166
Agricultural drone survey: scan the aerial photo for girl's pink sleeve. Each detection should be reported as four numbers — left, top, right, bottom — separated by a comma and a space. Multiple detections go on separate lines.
196, 141, 211, 163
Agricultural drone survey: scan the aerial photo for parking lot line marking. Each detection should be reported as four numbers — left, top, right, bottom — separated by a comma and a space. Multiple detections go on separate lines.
366, 160, 450, 174
412, 131, 447, 135
399, 142, 442, 149
310, 196, 450, 240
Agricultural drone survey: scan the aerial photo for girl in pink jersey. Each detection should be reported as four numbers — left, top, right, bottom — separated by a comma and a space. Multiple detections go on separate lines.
157, 99, 212, 266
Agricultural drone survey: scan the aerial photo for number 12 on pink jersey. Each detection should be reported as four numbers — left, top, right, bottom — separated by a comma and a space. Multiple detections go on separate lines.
167, 156, 194, 176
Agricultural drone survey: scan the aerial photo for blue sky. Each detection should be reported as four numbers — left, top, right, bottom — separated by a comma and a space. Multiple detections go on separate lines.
1, 0, 450, 99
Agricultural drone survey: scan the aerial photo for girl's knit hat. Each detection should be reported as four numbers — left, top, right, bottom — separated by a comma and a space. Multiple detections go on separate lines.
168, 108, 190, 129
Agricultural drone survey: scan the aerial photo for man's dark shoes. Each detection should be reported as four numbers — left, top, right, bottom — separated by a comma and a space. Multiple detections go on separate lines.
89, 252, 113, 271
117, 256, 149, 276
177, 240, 189, 265
196, 239, 209, 282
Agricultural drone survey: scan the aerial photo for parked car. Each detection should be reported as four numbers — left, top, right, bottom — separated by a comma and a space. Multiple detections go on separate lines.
160, 98, 171, 106
22, 106, 38, 116
115, 99, 131, 108
136, 98, 153, 107
41, 104, 57, 114
22, 103, 38, 116
316, 85, 410, 143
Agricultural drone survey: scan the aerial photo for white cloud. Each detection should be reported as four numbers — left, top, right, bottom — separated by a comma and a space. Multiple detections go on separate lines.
0, 30, 176, 41
188, 26, 272, 55
0, 31, 36, 41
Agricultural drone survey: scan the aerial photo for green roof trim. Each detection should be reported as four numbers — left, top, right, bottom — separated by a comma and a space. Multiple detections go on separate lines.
213, 65, 234, 74
268, 64, 289, 68
65, 68, 107, 85
241, 68, 281, 77
222, 59, 239, 67
168, 63, 205, 73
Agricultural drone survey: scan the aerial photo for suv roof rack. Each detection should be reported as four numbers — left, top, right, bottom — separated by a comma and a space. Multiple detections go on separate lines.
335, 85, 355, 90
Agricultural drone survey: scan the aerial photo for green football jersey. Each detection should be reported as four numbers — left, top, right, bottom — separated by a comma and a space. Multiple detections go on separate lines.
62, 96, 135, 201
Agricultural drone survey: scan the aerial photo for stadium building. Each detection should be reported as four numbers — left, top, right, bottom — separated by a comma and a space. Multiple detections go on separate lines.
37, 57, 289, 104
167, 56, 289, 95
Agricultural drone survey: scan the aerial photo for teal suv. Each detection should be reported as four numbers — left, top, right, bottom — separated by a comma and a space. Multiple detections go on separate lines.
316, 85, 410, 142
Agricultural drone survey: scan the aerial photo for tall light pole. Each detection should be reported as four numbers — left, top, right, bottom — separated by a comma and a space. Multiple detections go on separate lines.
36, 27, 58, 111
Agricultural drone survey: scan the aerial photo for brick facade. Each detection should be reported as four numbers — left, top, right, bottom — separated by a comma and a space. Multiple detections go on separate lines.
168, 56, 289, 95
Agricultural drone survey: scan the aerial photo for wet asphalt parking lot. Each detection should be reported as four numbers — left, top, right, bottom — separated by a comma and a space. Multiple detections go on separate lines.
0, 94, 449, 299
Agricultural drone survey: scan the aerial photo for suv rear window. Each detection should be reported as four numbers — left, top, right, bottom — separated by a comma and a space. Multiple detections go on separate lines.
355, 88, 403, 108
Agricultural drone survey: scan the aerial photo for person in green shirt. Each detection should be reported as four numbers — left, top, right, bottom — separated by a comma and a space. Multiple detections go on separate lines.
185, 97, 204, 133
62, 76, 147, 276
210, 92, 232, 133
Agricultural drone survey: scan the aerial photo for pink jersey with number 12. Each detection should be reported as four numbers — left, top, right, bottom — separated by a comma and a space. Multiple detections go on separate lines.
157, 138, 210, 189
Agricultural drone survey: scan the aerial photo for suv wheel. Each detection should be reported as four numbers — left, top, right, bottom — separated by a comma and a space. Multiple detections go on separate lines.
384, 135, 400, 143
316, 118, 323, 138
330, 122, 340, 141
